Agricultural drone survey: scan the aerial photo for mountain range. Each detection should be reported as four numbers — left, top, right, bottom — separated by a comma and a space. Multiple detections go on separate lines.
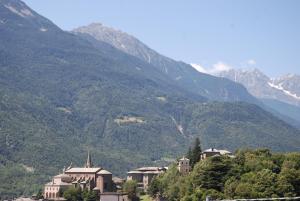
0, 0, 299, 198
213, 69, 300, 125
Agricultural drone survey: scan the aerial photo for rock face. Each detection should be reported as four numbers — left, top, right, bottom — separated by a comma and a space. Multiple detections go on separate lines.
73, 23, 258, 104
216, 69, 300, 126
217, 69, 300, 107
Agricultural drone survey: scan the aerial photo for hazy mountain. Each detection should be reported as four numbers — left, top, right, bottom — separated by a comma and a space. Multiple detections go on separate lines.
0, 0, 300, 198
73, 23, 300, 128
215, 68, 300, 125
73, 23, 259, 104
272, 74, 300, 102
217, 69, 300, 106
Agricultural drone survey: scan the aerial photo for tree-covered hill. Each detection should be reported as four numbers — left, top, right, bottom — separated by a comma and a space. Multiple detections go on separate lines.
149, 149, 300, 200
0, 0, 300, 198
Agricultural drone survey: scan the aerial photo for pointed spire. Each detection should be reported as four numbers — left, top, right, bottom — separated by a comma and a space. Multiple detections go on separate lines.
67, 162, 73, 170
85, 150, 92, 168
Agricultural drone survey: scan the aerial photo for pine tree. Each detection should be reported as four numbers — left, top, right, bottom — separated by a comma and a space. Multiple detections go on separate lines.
186, 147, 192, 159
190, 137, 202, 168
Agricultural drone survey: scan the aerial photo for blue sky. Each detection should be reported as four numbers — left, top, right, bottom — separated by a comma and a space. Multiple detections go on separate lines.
23, 0, 300, 77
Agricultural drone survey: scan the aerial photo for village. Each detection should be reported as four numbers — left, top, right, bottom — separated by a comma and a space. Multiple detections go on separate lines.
41, 148, 233, 201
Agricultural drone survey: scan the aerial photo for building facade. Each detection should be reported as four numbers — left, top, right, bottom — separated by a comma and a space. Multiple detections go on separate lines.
44, 152, 113, 200
127, 167, 167, 191
201, 148, 233, 160
177, 157, 190, 175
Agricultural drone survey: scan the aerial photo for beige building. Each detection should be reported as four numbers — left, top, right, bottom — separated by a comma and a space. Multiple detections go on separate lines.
201, 148, 233, 160
127, 167, 167, 191
44, 152, 113, 200
177, 157, 190, 175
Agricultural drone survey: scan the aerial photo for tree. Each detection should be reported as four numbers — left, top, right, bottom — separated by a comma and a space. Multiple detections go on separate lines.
148, 177, 161, 197
190, 137, 202, 168
63, 187, 83, 201
192, 156, 232, 191
186, 147, 192, 160
83, 191, 99, 201
123, 180, 139, 201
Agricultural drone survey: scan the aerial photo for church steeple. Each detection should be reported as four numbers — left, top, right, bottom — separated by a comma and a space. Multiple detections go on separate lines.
85, 150, 93, 168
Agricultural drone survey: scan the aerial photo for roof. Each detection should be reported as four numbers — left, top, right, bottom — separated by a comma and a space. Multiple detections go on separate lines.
97, 169, 112, 175
136, 167, 161, 171
143, 171, 163, 175
179, 156, 190, 161
127, 170, 142, 174
45, 181, 72, 186
219, 150, 232, 155
203, 148, 220, 153
65, 167, 101, 173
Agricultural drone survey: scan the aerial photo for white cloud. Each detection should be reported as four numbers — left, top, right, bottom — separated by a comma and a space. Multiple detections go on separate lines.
190, 63, 207, 73
191, 61, 232, 75
210, 62, 232, 74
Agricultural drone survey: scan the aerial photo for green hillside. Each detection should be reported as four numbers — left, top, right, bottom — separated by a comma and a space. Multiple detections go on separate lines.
148, 149, 300, 200
0, 0, 299, 198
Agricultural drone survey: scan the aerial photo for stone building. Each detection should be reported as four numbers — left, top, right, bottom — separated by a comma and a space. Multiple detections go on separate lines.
44, 173, 72, 199
201, 148, 233, 160
177, 157, 190, 175
44, 152, 113, 200
127, 167, 167, 191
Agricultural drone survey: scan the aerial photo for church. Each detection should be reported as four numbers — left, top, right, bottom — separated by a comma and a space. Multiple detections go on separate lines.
44, 151, 113, 200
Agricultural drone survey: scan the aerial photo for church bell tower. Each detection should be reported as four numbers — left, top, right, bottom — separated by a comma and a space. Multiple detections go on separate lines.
85, 150, 93, 168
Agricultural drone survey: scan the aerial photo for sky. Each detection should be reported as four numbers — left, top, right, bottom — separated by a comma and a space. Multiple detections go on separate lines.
22, 0, 300, 77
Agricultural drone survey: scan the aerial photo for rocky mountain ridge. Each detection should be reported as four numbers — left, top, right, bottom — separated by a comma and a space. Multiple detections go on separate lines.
1, 0, 300, 198
216, 68, 300, 106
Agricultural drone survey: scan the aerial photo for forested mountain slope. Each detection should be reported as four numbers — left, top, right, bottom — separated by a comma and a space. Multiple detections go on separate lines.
0, 0, 299, 198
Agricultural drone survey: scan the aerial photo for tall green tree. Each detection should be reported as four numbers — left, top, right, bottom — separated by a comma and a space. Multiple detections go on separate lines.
190, 137, 202, 168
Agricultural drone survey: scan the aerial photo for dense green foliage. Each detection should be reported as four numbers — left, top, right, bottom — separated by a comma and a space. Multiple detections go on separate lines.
123, 180, 139, 201
186, 137, 202, 168
0, 1, 300, 198
149, 149, 300, 200
63, 187, 99, 201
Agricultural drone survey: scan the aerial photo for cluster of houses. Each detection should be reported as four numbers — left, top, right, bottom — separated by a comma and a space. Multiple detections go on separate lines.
43, 148, 233, 201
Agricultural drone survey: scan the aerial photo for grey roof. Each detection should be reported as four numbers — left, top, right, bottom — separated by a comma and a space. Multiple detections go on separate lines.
127, 170, 142, 174
136, 167, 162, 171
97, 169, 112, 175
45, 181, 72, 186
65, 167, 101, 173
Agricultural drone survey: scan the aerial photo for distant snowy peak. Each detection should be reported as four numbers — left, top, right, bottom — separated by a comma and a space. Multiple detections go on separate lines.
268, 82, 300, 101
272, 74, 300, 98
215, 68, 300, 106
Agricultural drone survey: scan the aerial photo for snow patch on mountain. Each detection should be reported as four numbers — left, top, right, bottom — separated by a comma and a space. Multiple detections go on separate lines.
190, 63, 207, 73
268, 82, 300, 100
4, 4, 34, 18
190, 62, 232, 75
39, 27, 47, 32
